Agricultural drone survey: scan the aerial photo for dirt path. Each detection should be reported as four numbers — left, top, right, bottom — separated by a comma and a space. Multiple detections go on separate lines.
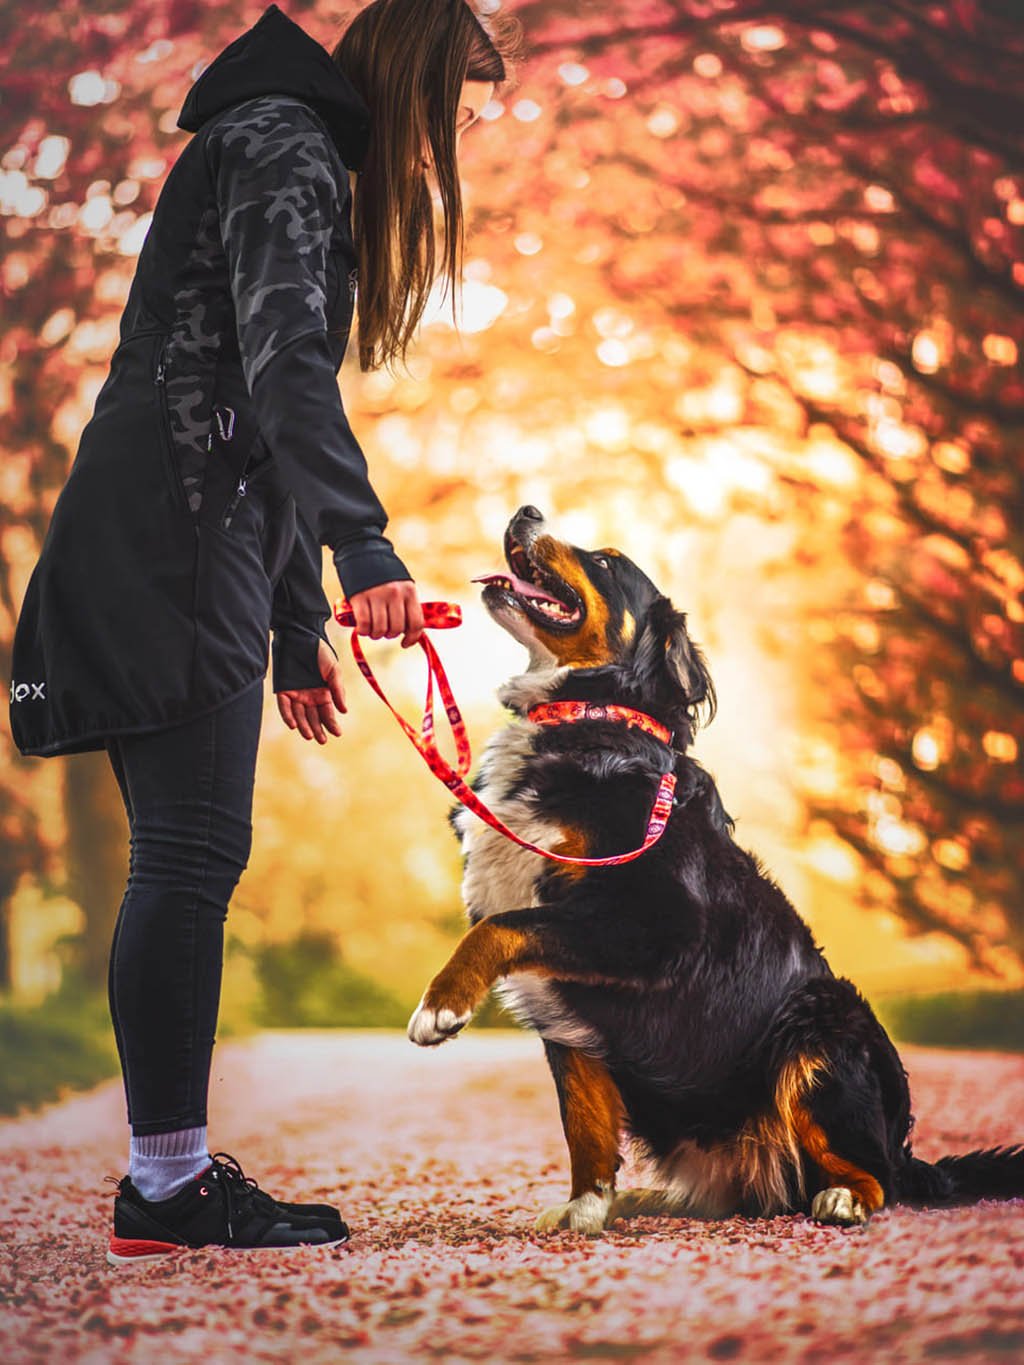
1, 1032, 1022, 1364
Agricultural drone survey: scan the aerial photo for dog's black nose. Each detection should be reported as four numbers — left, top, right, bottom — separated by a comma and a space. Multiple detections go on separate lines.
518, 505, 544, 521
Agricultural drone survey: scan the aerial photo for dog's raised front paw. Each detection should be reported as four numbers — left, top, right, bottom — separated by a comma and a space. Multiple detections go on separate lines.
811, 1186, 869, 1226
407, 998, 471, 1047
535, 1188, 613, 1236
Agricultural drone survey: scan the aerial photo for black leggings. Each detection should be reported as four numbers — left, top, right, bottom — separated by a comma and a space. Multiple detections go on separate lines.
105, 681, 263, 1135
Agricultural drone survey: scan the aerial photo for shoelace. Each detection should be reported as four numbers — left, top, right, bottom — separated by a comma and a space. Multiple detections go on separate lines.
205, 1152, 271, 1239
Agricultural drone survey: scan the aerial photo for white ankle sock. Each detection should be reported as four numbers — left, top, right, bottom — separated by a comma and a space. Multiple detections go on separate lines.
129, 1126, 210, 1202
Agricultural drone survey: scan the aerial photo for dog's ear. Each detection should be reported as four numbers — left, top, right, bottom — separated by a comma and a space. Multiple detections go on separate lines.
633, 596, 716, 733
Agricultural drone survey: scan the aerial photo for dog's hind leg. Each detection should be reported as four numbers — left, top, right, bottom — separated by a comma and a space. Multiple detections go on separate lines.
796, 1109, 886, 1226
789, 1046, 897, 1224
767, 978, 909, 1226
536, 1043, 623, 1234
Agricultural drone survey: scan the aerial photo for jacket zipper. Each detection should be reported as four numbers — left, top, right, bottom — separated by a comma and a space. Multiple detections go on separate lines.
154, 350, 189, 515
221, 472, 249, 530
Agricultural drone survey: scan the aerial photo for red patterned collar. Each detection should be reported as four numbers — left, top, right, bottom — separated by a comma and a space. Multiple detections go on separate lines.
527, 700, 673, 746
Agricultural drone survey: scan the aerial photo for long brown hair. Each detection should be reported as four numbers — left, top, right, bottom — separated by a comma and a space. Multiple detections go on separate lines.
333, 0, 516, 371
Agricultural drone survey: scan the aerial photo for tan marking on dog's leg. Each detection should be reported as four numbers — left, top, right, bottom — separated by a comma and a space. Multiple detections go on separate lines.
717, 1054, 827, 1215
408, 922, 532, 1046
774, 1055, 828, 1131
563, 1050, 623, 1200
537, 1050, 623, 1234
793, 1105, 885, 1220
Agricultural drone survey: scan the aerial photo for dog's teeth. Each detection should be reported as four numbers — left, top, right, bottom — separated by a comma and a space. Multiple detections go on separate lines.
535, 599, 575, 620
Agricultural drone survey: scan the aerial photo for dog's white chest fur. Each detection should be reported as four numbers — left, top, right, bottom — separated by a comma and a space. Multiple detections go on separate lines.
454, 723, 559, 920
454, 701, 601, 1052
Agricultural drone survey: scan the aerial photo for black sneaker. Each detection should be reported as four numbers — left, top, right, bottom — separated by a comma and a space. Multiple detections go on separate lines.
107, 1152, 350, 1265
207, 1152, 344, 1226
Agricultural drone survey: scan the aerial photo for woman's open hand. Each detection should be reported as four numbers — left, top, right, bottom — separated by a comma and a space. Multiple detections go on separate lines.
276, 639, 347, 743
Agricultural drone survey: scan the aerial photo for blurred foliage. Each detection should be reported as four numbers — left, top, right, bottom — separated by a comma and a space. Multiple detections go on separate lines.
251, 931, 407, 1028
3, 979, 1021, 1117
876, 990, 1024, 1054
1, 0, 1023, 1018
0, 976, 117, 1115
0, 942, 426, 1114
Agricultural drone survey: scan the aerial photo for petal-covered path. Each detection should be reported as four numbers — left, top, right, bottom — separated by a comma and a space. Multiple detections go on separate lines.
1, 1032, 1022, 1364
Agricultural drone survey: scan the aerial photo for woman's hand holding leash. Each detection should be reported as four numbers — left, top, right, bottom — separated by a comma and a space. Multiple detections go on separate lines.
348, 581, 425, 649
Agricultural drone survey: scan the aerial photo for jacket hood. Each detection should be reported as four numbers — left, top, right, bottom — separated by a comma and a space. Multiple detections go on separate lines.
178, 4, 371, 170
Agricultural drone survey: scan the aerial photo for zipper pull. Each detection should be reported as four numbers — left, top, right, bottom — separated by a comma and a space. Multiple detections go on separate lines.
223, 472, 249, 529
155, 358, 165, 384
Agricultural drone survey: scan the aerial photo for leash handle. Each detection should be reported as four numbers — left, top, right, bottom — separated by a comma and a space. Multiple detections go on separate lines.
332, 597, 676, 867
334, 598, 462, 631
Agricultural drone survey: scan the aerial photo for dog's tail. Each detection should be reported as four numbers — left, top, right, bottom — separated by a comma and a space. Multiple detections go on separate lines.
895, 1145, 1024, 1207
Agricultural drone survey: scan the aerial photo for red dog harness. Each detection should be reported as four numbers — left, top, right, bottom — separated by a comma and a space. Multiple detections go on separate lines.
334, 599, 677, 867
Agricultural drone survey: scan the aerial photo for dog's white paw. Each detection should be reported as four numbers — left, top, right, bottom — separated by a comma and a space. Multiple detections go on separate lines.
811, 1186, 869, 1226
407, 998, 471, 1047
535, 1188, 613, 1236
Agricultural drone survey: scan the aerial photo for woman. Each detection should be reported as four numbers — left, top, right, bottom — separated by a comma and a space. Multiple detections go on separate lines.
10, 0, 511, 1262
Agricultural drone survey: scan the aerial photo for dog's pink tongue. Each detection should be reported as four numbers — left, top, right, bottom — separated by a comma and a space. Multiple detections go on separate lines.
472, 572, 556, 603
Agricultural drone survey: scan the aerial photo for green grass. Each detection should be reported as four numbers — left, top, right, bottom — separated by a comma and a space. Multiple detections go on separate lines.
0, 982, 119, 1116
252, 932, 409, 1028
876, 989, 1024, 1053
0, 935, 410, 1116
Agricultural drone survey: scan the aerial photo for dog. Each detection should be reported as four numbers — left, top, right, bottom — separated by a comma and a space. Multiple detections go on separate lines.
408, 505, 1024, 1234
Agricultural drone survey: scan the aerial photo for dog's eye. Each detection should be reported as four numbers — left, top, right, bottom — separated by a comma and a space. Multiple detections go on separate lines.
592, 555, 610, 570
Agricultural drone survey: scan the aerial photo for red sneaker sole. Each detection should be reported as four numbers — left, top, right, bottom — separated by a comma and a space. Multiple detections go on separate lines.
107, 1236, 182, 1265
106, 1233, 349, 1266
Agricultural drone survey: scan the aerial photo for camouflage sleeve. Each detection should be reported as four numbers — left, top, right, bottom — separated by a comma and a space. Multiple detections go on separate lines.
207, 96, 411, 596
270, 511, 335, 693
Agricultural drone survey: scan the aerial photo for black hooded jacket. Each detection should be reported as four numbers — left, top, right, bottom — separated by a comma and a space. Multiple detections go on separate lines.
10, 4, 410, 757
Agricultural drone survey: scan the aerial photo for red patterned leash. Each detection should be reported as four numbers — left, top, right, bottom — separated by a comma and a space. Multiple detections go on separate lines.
334, 599, 677, 867
334, 599, 471, 776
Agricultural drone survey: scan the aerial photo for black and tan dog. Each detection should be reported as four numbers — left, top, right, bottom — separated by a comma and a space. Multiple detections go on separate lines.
408, 505, 1023, 1234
